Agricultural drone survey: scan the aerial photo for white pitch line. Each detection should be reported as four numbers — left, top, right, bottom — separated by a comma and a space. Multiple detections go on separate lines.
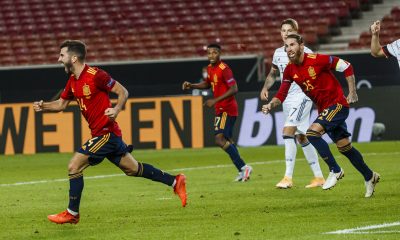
1, 151, 399, 188
324, 221, 400, 234
0, 159, 283, 187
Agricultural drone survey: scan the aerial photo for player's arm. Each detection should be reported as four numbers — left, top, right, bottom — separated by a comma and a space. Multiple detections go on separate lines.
182, 81, 211, 90
204, 83, 237, 108
105, 81, 129, 120
329, 56, 358, 104
260, 64, 279, 101
33, 98, 70, 112
370, 20, 386, 58
262, 78, 291, 115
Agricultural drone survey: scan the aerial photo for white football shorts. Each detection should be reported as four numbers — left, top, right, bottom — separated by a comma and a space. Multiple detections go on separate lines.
282, 96, 313, 135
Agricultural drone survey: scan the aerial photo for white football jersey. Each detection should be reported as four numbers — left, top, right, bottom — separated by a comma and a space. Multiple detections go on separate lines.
271, 46, 313, 101
385, 39, 400, 68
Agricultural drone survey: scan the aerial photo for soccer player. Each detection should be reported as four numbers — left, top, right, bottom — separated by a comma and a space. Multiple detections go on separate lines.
182, 43, 252, 182
370, 20, 400, 67
262, 34, 380, 197
260, 18, 325, 189
33, 40, 187, 224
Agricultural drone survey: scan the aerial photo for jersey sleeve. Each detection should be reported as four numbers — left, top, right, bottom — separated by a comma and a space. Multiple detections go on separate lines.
271, 49, 279, 66
274, 67, 292, 103
60, 79, 74, 100
222, 67, 237, 86
325, 55, 354, 77
94, 69, 116, 91
383, 39, 400, 58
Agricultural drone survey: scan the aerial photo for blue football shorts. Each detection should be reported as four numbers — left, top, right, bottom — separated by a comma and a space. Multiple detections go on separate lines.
78, 132, 133, 167
214, 112, 237, 139
313, 103, 351, 143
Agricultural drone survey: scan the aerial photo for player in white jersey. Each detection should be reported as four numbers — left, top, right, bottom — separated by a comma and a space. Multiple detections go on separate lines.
260, 18, 325, 189
370, 20, 400, 67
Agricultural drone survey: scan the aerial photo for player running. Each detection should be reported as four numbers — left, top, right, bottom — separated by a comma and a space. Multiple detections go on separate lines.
33, 40, 187, 224
262, 34, 380, 197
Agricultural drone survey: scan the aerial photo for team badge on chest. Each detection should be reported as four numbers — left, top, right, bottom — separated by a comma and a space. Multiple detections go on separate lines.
308, 66, 316, 80
83, 83, 91, 99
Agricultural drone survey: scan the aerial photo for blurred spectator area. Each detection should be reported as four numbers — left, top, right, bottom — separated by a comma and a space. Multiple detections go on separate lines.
349, 6, 400, 49
0, 0, 382, 69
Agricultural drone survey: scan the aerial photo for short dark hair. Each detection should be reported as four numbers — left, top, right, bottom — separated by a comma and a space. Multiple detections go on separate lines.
286, 34, 304, 44
207, 43, 221, 50
281, 18, 299, 31
60, 40, 87, 62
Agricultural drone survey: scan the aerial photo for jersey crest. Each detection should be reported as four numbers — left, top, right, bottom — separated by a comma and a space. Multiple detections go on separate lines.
308, 66, 316, 79
218, 63, 226, 70
83, 83, 91, 99
213, 74, 218, 84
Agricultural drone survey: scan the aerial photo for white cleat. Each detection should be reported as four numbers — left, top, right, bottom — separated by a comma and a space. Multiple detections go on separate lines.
234, 165, 252, 182
322, 168, 344, 190
365, 172, 380, 198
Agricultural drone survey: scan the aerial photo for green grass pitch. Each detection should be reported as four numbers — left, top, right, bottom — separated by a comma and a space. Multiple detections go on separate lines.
1, 141, 399, 239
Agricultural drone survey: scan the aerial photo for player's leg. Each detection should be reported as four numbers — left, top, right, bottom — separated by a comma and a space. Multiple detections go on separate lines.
108, 136, 187, 206
47, 152, 90, 224
293, 98, 325, 187
275, 126, 296, 188
334, 130, 380, 197
275, 101, 300, 188
214, 113, 251, 181
307, 104, 352, 190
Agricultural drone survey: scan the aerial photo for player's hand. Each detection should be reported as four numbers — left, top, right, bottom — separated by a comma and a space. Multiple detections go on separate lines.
260, 88, 269, 101
204, 99, 216, 108
33, 100, 43, 112
347, 92, 358, 104
104, 107, 120, 120
262, 103, 272, 115
370, 20, 380, 35
182, 81, 192, 90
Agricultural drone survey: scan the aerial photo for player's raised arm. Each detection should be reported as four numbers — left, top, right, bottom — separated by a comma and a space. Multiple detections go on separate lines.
33, 98, 70, 112
260, 64, 279, 101
370, 20, 386, 58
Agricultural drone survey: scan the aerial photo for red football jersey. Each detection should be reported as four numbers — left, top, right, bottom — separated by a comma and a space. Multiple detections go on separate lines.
206, 61, 238, 116
60, 65, 122, 137
276, 53, 349, 112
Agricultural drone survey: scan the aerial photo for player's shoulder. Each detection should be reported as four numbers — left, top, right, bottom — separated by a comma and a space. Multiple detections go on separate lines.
86, 66, 99, 75
304, 46, 313, 53
273, 46, 286, 56
305, 53, 318, 59
218, 61, 230, 71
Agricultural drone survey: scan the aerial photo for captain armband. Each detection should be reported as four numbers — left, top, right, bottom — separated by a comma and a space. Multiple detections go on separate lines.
335, 58, 354, 77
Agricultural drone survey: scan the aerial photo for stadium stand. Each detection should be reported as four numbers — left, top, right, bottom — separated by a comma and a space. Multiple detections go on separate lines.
349, 5, 400, 49
0, 0, 390, 67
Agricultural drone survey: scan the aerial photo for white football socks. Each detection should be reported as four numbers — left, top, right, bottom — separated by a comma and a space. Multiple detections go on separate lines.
284, 138, 297, 178
302, 142, 324, 178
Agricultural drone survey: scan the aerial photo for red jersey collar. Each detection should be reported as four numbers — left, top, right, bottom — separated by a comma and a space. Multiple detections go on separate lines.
72, 64, 89, 80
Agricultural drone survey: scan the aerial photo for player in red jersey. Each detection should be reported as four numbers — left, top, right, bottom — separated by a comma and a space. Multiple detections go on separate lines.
33, 40, 187, 224
262, 34, 380, 197
182, 43, 252, 182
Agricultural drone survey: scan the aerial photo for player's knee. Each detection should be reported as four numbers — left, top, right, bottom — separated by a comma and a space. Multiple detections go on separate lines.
296, 134, 308, 144
306, 129, 322, 142
124, 169, 137, 176
68, 162, 80, 174
215, 135, 226, 147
